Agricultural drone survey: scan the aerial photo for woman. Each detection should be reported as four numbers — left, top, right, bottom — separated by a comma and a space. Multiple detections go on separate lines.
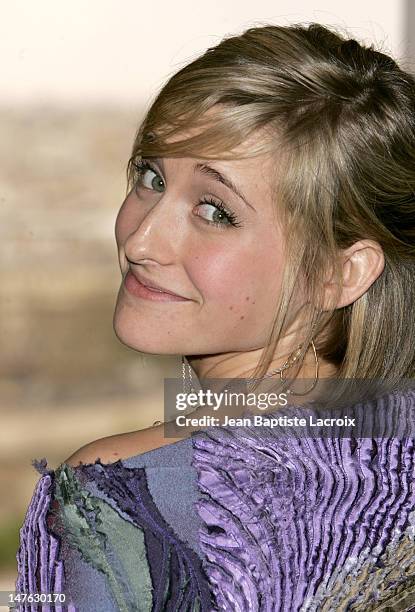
15, 22, 415, 611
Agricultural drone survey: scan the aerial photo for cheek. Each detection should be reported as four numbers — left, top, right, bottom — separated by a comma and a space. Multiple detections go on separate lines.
190, 236, 284, 317
114, 201, 126, 244
115, 198, 137, 245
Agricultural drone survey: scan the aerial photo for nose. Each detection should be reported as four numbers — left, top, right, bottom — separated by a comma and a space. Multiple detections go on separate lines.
124, 192, 183, 264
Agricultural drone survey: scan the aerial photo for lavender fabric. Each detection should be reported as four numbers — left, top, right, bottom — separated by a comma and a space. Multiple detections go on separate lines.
190, 387, 415, 610
15, 437, 208, 612
15, 387, 415, 611
15, 464, 74, 612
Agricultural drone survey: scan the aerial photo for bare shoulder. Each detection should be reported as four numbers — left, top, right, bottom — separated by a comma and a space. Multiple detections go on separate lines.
64, 423, 173, 468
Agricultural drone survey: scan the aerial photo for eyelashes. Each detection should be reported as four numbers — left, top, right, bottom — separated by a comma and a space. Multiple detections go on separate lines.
196, 195, 243, 228
130, 158, 243, 229
130, 159, 164, 193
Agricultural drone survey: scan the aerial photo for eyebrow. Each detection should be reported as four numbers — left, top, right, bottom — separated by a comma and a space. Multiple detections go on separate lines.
193, 162, 256, 212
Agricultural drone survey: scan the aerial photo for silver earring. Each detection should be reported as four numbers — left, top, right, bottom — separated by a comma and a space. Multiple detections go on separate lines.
182, 355, 197, 394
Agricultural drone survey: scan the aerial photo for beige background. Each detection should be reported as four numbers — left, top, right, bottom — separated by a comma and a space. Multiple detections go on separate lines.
1, 0, 413, 594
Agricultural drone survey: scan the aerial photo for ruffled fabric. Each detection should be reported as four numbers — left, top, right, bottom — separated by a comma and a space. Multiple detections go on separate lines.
15, 460, 72, 611
15, 387, 415, 611
15, 458, 214, 611
190, 388, 415, 611
70, 459, 213, 611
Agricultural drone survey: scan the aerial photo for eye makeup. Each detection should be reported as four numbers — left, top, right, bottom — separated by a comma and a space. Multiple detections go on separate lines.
130, 157, 243, 229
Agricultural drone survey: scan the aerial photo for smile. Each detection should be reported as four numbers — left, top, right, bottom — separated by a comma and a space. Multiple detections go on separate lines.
123, 270, 192, 302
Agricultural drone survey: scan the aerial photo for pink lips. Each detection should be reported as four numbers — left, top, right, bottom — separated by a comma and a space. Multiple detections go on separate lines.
124, 270, 191, 302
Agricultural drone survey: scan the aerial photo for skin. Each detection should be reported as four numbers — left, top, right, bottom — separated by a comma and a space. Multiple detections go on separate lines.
65, 120, 385, 466
113, 129, 328, 381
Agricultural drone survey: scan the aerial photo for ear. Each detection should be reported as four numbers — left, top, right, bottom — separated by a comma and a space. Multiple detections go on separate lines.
322, 239, 385, 310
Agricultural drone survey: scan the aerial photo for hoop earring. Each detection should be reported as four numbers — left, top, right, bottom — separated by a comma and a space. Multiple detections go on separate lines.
181, 339, 319, 397
281, 339, 319, 397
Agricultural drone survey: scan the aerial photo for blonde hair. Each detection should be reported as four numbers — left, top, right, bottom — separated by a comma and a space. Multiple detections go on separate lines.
126, 22, 415, 386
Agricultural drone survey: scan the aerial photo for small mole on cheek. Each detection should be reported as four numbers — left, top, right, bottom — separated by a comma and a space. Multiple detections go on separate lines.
240, 315, 245, 320
229, 306, 233, 310
245, 296, 250, 301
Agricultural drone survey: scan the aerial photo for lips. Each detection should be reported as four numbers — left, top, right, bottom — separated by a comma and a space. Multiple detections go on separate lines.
128, 268, 187, 299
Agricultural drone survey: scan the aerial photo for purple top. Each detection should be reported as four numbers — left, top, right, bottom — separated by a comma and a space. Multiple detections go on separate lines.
15, 386, 415, 611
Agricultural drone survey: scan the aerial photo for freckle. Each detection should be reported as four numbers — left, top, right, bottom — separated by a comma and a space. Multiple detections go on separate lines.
240, 315, 245, 320
229, 306, 233, 310
245, 296, 250, 301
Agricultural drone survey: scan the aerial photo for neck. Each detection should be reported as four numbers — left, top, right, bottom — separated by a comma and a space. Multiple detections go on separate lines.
179, 343, 337, 423
186, 342, 337, 382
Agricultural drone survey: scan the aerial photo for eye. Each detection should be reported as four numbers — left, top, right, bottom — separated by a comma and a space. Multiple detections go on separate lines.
196, 197, 242, 229
129, 157, 243, 230
131, 159, 165, 193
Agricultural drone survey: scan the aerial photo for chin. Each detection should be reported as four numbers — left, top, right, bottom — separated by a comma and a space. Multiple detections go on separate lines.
112, 313, 182, 356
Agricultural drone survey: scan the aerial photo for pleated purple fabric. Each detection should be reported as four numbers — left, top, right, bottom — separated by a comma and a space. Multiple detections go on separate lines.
14, 387, 415, 611
190, 387, 415, 610
15, 453, 211, 612
15, 465, 75, 611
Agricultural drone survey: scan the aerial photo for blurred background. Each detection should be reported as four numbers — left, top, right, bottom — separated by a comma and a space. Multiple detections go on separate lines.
0, 0, 414, 594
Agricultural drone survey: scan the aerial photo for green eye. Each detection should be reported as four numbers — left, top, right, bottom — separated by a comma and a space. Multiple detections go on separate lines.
130, 157, 243, 230
196, 197, 242, 228
132, 159, 164, 192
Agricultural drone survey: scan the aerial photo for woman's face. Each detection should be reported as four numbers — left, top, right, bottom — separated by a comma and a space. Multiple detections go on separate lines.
113, 131, 292, 357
